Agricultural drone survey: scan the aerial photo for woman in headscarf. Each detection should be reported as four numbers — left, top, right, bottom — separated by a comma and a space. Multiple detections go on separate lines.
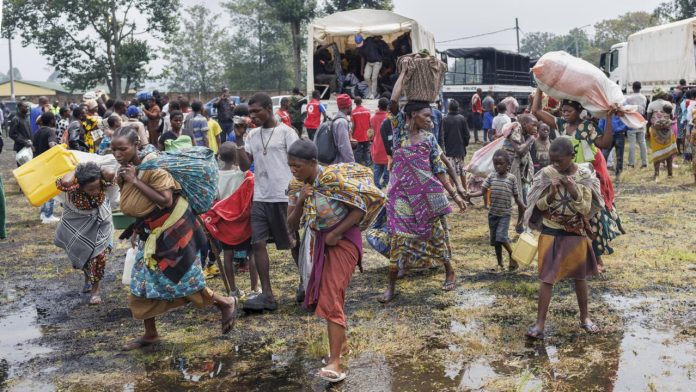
111, 126, 237, 350
55, 162, 119, 305
532, 90, 622, 271
502, 115, 538, 204
379, 101, 467, 303
286, 139, 385, 383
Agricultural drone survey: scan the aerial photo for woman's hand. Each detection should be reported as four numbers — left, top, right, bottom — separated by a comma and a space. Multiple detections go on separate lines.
325, 231, 341, 246
118, 164, 138, 184
453, 194, 467, 212
559, 176, 579, 199
299, 184, 313, 202
546, 182, 559, 203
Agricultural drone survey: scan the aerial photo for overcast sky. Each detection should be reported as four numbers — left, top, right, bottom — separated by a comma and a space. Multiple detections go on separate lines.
0, 0, 664, 82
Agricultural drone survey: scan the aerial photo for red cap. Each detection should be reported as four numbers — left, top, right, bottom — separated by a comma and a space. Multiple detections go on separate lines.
337, 94, 353, 109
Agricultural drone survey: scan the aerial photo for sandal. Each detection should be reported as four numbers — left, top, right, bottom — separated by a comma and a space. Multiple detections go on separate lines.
89, 295, 102, 305
525, 326, 545, 340
122, 337, 161, 351
221, 297, 238, 335
442, 279, 457, 291
580, 321, 600, 334
318, 368, 346, 383
82, 283, 92, 294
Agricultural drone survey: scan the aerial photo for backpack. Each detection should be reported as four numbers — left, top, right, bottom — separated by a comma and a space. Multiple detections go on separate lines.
315, 118, 343, 165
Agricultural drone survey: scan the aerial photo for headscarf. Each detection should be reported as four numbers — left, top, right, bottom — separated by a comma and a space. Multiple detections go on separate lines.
561, 99, 583, 113
403, 100, 431, 115
288, 139, 318, 161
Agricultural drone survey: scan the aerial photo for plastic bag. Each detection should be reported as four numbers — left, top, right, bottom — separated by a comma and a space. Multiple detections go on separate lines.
16, 146, 33, 166
465, 136, 505, 178
532, 51, 646, 129
121, 247, 137, 285
298, 224, 314, 291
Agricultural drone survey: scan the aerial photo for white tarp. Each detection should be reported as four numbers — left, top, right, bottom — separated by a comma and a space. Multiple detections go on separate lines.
306, 9, 436, 94
627, 17, 696, 87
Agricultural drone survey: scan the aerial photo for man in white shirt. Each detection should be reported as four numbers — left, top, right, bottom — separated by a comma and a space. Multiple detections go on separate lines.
234, 93, 299, 312
492, 102, 511, 138
624, 81, 648, 168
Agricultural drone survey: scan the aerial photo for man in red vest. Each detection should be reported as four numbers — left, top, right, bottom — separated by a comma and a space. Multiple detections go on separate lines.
303, 90, 327, 140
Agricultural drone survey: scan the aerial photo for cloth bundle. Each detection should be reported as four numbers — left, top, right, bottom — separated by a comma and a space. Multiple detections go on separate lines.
137, 146, 219, 215
532, 51, 646, 129
392, 52, 447, 102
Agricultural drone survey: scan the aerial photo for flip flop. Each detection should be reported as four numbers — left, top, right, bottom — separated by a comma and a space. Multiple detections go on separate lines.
525, 326, 545, 340
580, 321, 600, 334
89, 295, 102, 305
442, 279, 457, 291
122, 337, 161, 351
221, 297, 238, 335
321, 349, 352, 365
318, 368, 346, 383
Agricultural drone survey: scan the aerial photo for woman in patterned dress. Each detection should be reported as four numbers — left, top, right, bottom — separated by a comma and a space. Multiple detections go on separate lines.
379, 101, 467, 303
111, 126, 237, 350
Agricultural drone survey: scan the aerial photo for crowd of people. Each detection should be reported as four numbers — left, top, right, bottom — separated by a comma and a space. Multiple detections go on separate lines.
2, 67, 691, 382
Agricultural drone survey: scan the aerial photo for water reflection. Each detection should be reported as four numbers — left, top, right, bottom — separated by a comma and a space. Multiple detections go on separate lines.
0, 306, 53, 388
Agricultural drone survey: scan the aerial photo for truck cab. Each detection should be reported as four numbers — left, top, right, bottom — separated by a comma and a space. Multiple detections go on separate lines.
599, 42, 627, 92
439, 47, 534, 116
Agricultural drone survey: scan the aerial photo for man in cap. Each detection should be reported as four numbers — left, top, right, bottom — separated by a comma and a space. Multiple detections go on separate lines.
330, 94, 356, 164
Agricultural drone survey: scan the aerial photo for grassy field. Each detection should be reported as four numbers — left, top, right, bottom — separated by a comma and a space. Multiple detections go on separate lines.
1, 148, 696, 391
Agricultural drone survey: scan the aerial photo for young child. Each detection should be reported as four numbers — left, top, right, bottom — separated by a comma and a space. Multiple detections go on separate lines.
470, 149, 525, 270
531, 123, 552, 173
206, 142, 259, 298
158, 110, 192, 151
523, 137, 602, 339
98, 114, 120, 155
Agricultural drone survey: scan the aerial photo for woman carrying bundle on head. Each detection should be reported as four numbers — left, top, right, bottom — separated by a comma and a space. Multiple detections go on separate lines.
55, 162, 119, 305
111, 126, 237, 351
286, 139, 385, 383
379, 100, 467, 303
532, 90, 623, 272
523, 137, 604, 339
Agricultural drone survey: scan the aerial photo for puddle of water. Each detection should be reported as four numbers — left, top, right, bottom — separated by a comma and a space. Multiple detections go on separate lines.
0, 305, 53, 387
458, 358, 497, 390
603, 294, 696, 391
7, 379, 55, 392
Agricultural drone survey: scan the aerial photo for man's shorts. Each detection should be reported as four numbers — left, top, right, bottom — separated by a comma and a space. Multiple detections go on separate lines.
251, 201, 292, 249
488, 214, 511, 245
447, 156, 466, 177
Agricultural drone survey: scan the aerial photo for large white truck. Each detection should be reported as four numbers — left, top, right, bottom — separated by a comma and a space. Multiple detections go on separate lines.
599, 17, 696, 94
306, 9, 436, 115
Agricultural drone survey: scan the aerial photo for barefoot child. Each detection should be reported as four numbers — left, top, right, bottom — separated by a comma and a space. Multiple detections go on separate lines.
523, 137, 603, 339
470, 149, 525, 270
203, 142, 259, 299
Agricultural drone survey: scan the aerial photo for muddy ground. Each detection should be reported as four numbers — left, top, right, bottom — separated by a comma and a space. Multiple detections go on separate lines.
1, 146, 696, 392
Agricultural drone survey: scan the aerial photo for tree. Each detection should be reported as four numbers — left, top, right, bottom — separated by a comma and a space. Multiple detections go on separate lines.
3, 0, 180, 98
163, 5, 226, 93
5, 67, 22, 81
594, 12, 659, 50
323, 0, 393, 13
520, 32, 558, 59
654, 0, 696, 21
222, 0, 293, 90
266, 0, 316, 88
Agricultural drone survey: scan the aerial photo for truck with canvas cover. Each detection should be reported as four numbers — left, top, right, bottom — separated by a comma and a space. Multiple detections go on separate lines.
306, 9, 436, 116
599, 17, 696, 95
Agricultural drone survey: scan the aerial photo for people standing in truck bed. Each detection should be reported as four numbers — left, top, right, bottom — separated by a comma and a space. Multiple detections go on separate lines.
356, 34, 387, 99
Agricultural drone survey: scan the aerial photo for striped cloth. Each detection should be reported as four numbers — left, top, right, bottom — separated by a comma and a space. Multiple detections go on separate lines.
482, 172, 519, 217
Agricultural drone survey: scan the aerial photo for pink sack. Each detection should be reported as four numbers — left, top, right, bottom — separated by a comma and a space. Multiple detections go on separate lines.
465, 123, 516, 177
533, 51, 646, 129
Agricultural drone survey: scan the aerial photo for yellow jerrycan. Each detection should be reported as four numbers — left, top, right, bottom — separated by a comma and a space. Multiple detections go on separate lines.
13, 144, 78, 207
511, 231, 538, 267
